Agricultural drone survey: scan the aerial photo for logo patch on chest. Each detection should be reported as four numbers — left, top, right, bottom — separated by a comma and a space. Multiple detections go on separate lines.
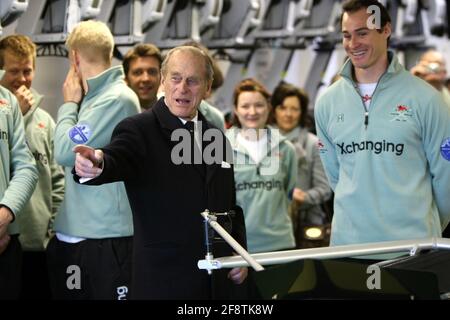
390, 105, 413, 122
37, 122, 46, 129
0, 99, 12, 115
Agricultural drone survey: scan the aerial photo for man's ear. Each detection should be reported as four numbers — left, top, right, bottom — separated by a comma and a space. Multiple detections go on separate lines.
204, 80, 212, 99
72, 50, 81, 73
383, 22, 392, 39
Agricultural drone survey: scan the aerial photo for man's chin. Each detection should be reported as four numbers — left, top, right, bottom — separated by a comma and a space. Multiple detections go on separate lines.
351, 56, 373, 69
174, 110, 195, 120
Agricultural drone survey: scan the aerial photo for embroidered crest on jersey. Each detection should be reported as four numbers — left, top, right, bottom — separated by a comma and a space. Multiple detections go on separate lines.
317, 139, 327, 154
37, 122, 46, 129
361, 94, 372, 103
390, 105, 413, 122
69, 124, 92, 144
0, 99, 12, 115
440, 137, 450, 161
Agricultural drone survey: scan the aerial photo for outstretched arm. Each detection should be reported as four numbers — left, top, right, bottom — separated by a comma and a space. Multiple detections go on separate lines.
72, 116, 147, 185
73, 145, 104, 179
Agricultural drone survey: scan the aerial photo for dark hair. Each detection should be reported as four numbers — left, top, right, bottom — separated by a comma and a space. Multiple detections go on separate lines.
211, 62, 224, 91
340, 0, 391, 33
270, 81, 309, 128
232, 78, 271, 128
122, 43, 162, 76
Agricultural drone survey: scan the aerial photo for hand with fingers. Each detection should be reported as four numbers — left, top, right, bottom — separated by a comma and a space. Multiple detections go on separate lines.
228, 266, 248, 285
293, 187, 307, 205
0, 234, 10, 255
73, 144, 104, 179
0, 207, 13, 255
411, 63, 446, 90
63, 64, 83, 105
15, 85, 35, 115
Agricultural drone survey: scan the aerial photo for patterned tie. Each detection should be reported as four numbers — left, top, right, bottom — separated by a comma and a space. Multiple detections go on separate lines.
184, 120, 195, 133
184, 121, 203, 169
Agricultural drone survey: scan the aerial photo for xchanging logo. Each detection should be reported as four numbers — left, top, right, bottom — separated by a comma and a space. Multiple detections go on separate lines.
0, 129, 8, 141
236, 179, 283, 191
337, 140, 404, 156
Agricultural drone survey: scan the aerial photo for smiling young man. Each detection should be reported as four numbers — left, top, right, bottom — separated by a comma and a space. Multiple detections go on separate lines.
314, 0, 450, 252
0, 37, 39, 299
0, 34, 65, 299
122, 43, 162, 112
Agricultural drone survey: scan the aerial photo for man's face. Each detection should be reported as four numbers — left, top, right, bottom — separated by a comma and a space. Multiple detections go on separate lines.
342, 8, 391, 72
0, 50, 34, 92
161, 50, 211, 120
126, 56, 161, 108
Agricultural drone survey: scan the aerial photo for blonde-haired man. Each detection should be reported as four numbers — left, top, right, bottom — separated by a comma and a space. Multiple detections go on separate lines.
65, 20, 114, 65
0, 34, 65, 299
49, 20, 140, 300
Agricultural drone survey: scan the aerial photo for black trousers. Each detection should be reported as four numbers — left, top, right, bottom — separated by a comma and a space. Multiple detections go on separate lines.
46, 236, 132, 300
443, 224, 450, 238
0, 235, 22, 299
20, 251, 51, 300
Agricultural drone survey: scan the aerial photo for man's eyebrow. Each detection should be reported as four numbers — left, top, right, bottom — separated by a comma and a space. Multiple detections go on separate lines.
342, 27, 370, 33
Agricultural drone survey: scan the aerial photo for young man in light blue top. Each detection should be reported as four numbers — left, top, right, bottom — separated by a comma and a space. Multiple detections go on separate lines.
49, 20, 140, 300
0, 72, 38, 299
0, 34, 65, 299
315, 0, 450, 251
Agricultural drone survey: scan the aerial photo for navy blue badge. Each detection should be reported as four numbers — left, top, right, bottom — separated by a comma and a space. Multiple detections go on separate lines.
440, 137, 450, 161
69, 124, 92, 144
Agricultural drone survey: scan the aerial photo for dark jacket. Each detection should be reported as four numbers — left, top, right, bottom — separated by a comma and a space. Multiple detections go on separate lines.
75, 98, 246, 299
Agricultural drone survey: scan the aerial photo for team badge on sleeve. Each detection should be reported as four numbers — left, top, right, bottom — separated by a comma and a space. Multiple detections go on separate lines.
69, 123, 92, 144
440, 138, 450, 161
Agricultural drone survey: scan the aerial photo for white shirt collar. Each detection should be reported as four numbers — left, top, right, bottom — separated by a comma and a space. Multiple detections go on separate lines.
178, 112, 199, 125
